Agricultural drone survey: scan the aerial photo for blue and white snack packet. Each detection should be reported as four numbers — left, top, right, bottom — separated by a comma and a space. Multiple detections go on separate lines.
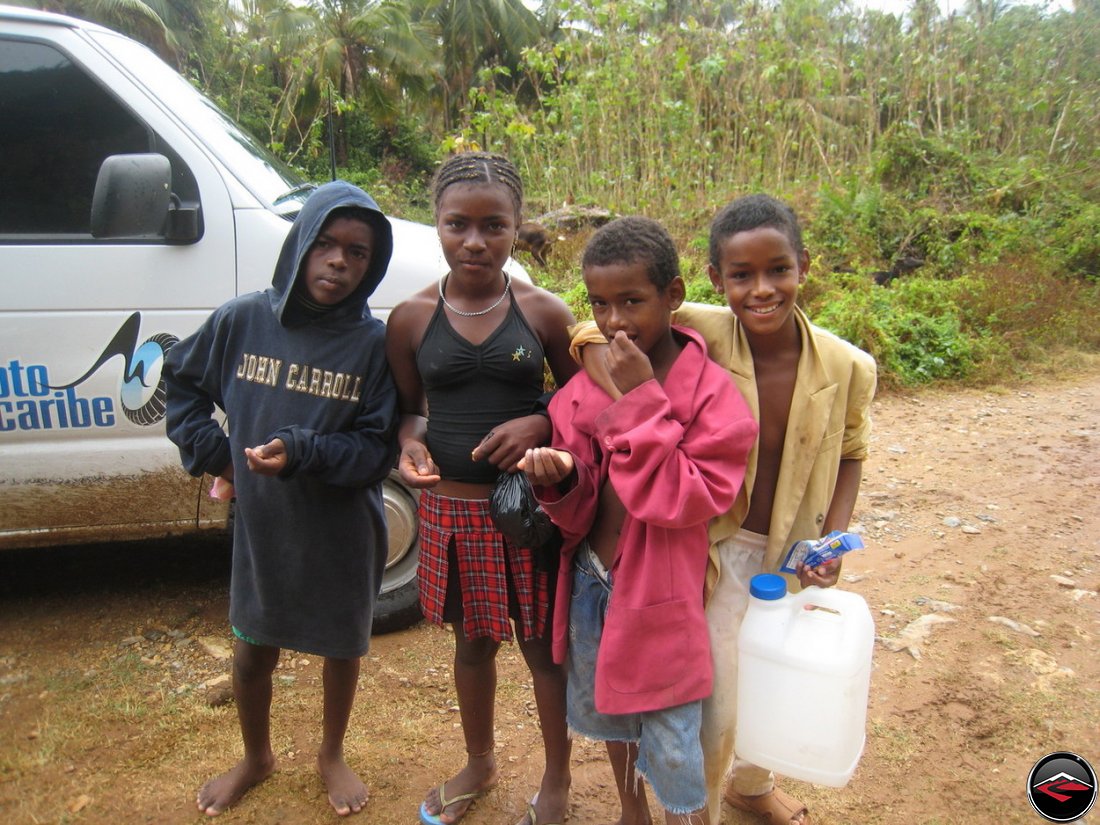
779, 530, 865, 574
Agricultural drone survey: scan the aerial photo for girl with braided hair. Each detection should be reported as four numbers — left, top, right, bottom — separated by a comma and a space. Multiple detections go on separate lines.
386, 152, 577, 825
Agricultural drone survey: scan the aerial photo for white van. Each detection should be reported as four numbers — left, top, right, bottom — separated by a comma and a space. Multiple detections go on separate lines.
0, 5, 515, 632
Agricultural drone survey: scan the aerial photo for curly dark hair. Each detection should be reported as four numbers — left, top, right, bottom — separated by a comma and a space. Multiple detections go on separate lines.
431, 152, 524, 220
708, 194, 804, 268
581, 216, 680, 289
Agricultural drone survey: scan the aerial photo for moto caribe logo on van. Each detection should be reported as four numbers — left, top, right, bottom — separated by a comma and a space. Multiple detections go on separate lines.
0, 313, 178, 432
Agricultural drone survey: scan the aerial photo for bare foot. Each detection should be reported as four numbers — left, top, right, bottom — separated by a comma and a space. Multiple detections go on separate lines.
318, 752, 368, 816
196, 754, 275, 816
422, 758, 498, 824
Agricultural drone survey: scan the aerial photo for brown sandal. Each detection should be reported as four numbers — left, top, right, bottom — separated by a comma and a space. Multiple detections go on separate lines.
724, 787, 812, 825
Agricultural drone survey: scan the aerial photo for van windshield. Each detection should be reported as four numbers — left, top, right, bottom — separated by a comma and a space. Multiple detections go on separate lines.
89, 29, 309, 216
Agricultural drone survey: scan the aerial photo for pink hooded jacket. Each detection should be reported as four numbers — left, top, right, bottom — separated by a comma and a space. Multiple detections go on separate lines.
536, 327, 757, 714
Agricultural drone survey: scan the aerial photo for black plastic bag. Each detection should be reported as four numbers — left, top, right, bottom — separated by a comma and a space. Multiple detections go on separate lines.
489, 471, 562, 571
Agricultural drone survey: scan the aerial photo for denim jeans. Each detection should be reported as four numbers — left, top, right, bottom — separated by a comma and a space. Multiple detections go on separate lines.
566, 543, 708, 814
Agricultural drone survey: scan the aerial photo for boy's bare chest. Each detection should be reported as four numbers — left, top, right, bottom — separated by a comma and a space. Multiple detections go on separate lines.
743, 365, 797, 531
755, 365, 797, 455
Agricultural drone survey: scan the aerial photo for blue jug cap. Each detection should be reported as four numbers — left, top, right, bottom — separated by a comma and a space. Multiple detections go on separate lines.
750, 573, 787, 601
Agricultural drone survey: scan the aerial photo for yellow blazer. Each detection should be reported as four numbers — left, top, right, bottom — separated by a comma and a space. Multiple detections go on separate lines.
570, 302, 877, 598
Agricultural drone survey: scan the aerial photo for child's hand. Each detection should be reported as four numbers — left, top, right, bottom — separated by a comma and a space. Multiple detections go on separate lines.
209, 475, 235, 501
519, 447, 575, 487
580, 342, 619, 397
796, 558, 841, 589
471, 415, 552, 472
244, 438, 287, 476
397, 440, 441, 488
605, 331, 654, 398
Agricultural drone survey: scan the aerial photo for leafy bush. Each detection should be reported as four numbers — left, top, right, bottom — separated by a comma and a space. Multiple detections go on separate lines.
956, 259, 1100, 361
874, 124, 985, 200
683, 271, 724, 306
808, 273, 976, 386
1048, 199, 1100, 281
559, 279, 592, 323
811, 180, 912, 269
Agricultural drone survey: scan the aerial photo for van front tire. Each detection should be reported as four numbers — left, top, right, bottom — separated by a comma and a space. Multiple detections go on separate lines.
373, 473, 423, 634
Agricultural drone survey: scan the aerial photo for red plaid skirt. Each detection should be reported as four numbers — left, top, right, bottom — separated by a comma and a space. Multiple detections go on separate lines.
418, 489, 550, 642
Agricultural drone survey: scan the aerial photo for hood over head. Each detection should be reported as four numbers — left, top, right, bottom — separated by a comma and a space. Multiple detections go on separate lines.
270, 180, 393, 326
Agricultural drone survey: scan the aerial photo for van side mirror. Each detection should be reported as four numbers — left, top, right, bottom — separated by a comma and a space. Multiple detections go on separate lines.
90, 153, 201, 242
90, 154, 169, 238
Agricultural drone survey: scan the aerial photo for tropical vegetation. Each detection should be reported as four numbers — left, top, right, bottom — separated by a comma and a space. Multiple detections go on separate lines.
16, 0, 1100, 387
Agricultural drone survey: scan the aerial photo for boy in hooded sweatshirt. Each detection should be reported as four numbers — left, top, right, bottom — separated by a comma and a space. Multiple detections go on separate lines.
164, 181, 398, 818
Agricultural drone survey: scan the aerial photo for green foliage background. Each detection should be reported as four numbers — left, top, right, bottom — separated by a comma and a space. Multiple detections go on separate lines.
23, 0, 1100, 388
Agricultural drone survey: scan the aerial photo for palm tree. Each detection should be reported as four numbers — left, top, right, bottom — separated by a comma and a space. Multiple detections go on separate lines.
411, 0, 542, 129
29, 0, 201, 63
298, 0, 435, 165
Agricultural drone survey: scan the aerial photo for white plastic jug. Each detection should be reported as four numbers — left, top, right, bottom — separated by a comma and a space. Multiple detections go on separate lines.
735, 573, 874, 787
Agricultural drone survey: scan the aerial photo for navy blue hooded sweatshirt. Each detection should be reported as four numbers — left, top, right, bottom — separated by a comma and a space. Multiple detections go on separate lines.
164, 181, 398, 658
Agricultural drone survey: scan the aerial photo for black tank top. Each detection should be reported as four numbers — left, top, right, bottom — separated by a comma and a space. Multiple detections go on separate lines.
416, 290, 546, 482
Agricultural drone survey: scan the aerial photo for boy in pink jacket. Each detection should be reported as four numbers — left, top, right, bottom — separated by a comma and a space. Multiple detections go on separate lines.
522, 217, 757, 824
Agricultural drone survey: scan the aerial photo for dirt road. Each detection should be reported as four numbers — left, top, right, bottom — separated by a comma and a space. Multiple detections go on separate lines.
1, 369, 1098, 824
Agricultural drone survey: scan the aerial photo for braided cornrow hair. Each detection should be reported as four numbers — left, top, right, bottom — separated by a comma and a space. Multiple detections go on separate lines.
431, 152, 524, 220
